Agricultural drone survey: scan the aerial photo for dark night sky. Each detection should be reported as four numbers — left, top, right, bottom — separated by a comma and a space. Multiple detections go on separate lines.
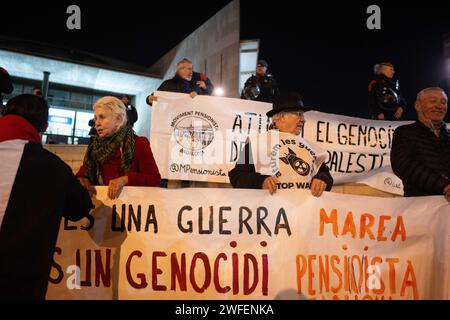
1, 0, 450, 120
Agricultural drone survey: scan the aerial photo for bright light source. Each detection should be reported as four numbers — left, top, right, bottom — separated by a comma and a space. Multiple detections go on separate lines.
214, 87, 224, 96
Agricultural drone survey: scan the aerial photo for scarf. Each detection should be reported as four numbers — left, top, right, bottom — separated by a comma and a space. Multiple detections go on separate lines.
83, 125, 135, 184
0, 115, 41, 143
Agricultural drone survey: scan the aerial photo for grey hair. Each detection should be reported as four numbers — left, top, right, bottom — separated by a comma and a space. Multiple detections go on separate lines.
416, 87, 447, 102
270, 111, 304, 129
272, 111, 303, 122
373, 62, 394, 75
177, 58, 193, 68
272, 113, 283, 122
93, 96, 127, 127
373, 64, 382, 75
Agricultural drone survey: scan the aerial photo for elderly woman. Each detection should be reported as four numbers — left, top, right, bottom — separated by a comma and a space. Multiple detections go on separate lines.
77, 96, 161, 199
229, 93, 333, 197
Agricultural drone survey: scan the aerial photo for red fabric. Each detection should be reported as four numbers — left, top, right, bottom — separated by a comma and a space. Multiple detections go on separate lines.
0, 115, 41, 143
76, 136, 161, 187
368, 80, 377, 92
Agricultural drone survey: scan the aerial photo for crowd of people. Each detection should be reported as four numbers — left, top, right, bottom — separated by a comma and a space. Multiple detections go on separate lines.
0, 57, 449, 299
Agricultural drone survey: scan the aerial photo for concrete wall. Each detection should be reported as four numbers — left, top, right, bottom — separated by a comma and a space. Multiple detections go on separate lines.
147, 0, 241, 98
134, 86, 157, 138
45, 145, 87, 175
44, 145, 399, 198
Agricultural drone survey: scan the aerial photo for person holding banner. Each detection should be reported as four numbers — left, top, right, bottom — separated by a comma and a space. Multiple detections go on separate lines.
0, 94, 93, 299
368, 62, 406, 121
229, 93, 333, 196
391, 87, 450, 202
146, 58, 214, 106
76, 96, 161, 200
146, 58, 214, 188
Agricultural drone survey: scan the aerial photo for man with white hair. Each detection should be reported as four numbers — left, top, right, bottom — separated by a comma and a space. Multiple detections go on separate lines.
146, 58, 214, 105
145, 58, 214, 188
390, 87, 450, 202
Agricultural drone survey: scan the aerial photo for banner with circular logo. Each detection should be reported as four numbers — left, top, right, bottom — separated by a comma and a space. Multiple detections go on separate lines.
250, 131, 328, 190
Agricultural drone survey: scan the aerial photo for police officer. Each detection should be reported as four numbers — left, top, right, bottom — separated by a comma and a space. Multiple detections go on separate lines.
241, 59, 280, 103
368, 62, 406, 120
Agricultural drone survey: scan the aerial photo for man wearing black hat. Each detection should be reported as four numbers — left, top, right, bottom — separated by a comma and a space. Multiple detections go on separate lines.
241, 59, 280, 103
368, 62, 406, 120
229, 93, 333, 196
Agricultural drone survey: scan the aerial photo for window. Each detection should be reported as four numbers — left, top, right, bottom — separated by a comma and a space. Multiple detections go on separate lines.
239, 40, 260, 93
74, 111, 94, 138
47, 108, 76, 136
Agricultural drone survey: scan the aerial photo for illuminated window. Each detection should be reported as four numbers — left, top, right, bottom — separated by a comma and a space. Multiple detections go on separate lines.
239, 40, 260, 93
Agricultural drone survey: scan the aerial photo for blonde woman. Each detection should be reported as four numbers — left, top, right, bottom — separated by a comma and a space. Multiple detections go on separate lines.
77, 96, 161, 199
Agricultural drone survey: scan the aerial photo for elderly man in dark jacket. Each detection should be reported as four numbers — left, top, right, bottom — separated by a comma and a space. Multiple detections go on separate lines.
146, 58, 214, 189
146, 58, 214, 106
390, 87, 450, 202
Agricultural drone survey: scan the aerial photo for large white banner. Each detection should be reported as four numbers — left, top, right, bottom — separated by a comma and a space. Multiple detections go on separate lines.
46, 187, 450, 300
150, 92, 448, 195
150, 91, 271, 183
301, 111, 410, 195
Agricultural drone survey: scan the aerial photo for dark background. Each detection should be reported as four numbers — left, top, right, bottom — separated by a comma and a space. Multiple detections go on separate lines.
1, 0, 450, 119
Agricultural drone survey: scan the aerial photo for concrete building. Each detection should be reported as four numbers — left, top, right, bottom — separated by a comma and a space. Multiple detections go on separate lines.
1, 0, 259, 144
0, 36, 162, 142
147, 0, 258, 98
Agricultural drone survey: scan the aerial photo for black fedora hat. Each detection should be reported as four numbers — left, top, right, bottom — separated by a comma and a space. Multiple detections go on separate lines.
266, 93, 310, 117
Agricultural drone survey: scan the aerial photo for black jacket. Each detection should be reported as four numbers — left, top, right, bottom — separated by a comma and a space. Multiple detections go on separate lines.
229, 141, 334, 191
390, 121, 450, 197
0, 115, 93, 299
146, 72, 214, 105
241, 74, 280, 103
368, 74, 406, 120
